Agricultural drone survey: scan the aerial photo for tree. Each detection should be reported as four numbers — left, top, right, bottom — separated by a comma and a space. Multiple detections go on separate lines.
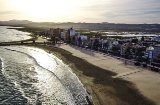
124, 43, 131, 58
112, 46, 120, 53
131, 38, 138, 43
156, 54, 160, 63
141, 36, 144, 41
51, 36, 55, 44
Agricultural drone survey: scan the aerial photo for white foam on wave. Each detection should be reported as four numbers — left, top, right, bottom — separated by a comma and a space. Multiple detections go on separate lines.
0, 58, 5, 75
1, 46, 76, 104
0, 46, 90, 104
25, 47, 90, 104
0, 58, 2, 70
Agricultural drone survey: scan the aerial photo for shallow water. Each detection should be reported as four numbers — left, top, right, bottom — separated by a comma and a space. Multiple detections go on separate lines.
0, 26, 31, 42
0, 46, 89, 105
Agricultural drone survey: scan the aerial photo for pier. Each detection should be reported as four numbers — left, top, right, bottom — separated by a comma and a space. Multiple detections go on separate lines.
0, 40, 53, 46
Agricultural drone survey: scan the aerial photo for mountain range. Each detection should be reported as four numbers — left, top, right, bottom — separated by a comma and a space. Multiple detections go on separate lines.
0, 20, 160, 32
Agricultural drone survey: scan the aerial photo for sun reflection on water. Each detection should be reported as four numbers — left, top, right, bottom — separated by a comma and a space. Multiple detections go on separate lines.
30, 48, 58, 72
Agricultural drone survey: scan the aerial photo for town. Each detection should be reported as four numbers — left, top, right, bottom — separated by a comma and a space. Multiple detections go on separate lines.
40, 27, 160, 72
1, 0, 160, 104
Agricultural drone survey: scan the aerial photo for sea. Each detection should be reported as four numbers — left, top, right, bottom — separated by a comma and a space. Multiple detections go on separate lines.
0, 26, 90, 105
0, 26, 31, 42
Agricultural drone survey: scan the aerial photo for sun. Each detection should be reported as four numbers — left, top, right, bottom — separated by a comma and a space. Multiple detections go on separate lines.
10, 0, 73, 20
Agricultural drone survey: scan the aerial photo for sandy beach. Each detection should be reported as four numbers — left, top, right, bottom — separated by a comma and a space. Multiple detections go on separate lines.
31, 42, 159, 105
1, 27, 159, 104
58, 44, 160, 105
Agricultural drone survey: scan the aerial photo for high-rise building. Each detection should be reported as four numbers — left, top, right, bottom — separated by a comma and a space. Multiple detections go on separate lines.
49, 28, 64, 38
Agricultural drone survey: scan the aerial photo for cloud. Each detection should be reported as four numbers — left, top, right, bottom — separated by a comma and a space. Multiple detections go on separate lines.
80, 0, 160, 23
0, 0, 160, 23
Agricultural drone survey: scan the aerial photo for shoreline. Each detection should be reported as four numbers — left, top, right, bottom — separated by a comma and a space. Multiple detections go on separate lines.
0, 26, 38, 44
31, 44, 156, 105
1, 37, 159, 104
2, 26, 159, 105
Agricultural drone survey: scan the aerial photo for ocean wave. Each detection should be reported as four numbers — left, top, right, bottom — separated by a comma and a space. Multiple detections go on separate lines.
0, 46, 90, 104
0, 58, 2, 70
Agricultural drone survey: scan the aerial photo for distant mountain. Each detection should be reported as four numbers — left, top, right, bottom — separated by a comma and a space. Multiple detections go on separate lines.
0, 20, 160, 32
9, 19, 32, 24
0, 20, 33, 25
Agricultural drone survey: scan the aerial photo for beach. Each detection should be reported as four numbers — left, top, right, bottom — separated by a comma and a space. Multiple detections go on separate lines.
32, 43, 159, 105
1, 30, 159, 104
1, 26, 159, 104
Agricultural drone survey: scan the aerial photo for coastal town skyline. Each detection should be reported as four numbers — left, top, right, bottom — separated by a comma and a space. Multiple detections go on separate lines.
0, 0, 160, 24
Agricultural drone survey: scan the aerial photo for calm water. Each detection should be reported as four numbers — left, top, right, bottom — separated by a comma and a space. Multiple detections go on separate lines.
0, 26, 31, 42
0, 26, 90, 104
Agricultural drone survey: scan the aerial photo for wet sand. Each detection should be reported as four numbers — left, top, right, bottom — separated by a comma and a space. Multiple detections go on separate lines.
32, 43, 160, 105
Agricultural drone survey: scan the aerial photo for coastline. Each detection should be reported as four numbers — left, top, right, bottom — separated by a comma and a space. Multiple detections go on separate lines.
3, 26, 159, 105
0, 26, 37, 44
30, 44, 157, 105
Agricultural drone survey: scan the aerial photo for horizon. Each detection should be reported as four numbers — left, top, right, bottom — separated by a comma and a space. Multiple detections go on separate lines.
0, 0, 160, 24
1, 19, 160, 24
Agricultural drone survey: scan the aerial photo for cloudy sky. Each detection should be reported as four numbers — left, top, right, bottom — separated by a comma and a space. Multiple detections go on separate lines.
0, 0, 160, 23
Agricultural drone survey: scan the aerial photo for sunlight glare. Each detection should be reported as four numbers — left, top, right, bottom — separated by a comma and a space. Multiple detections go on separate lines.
30, 48, 57, 71
10, 0, 74, 19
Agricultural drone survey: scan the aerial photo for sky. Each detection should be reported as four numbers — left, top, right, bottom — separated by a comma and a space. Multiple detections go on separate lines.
0, 0, 160, 24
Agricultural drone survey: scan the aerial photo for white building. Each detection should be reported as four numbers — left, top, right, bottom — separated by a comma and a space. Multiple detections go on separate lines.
61, 32, 65, 39
70, 29, 75, 37
152, 36, 160, 42
153, 44, 160, 59
80, 35, 87, 41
